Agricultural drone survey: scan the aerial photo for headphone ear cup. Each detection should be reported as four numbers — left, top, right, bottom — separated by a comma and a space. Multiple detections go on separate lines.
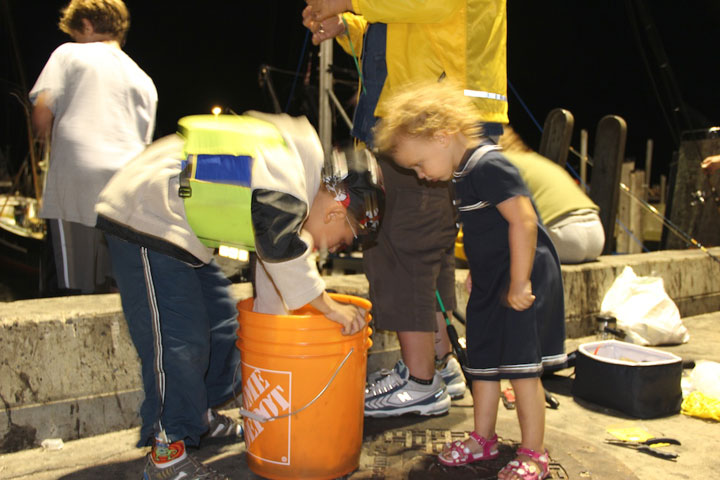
323, 143, 386, 239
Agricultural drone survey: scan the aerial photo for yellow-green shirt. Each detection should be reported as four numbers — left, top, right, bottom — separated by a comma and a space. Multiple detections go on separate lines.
505, 151, 599, 226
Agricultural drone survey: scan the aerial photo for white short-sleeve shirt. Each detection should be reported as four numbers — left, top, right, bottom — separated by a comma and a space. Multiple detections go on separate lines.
30, 42, 157, 226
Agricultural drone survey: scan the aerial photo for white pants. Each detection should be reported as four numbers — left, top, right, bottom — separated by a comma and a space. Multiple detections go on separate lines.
547, 210, 605, 264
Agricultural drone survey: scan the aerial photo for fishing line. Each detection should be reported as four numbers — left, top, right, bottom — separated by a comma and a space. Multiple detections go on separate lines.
284, 29, 311, 113
340, 15, 366, 95
511, 72, 718, 257
619, 182, 720, 265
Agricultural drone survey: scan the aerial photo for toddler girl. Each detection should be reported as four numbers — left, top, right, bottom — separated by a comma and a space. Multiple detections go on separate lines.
374, 82, 566, 480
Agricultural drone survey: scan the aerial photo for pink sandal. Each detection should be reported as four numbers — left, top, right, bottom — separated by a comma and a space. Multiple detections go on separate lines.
437, 432, 499, 466
498, 447, 549, 480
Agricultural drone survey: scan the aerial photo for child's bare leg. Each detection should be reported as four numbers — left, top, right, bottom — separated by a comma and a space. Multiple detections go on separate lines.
438, 379, 499, 464
442, 379, 500, 456
472, 379, 500, 439
498, 376, 546, 480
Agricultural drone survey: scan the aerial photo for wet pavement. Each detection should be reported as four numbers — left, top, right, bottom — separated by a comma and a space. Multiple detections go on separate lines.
2, 311, 719, 480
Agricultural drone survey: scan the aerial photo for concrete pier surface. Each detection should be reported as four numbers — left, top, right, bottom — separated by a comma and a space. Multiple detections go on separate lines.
1, 248, 720, 478
1, 311, 718, 479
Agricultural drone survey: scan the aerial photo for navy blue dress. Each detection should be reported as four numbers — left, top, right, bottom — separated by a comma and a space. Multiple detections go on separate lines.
453, 144, 567, 380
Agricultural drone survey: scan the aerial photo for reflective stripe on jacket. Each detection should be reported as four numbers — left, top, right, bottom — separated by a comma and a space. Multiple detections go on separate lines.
338, 0, 508, 124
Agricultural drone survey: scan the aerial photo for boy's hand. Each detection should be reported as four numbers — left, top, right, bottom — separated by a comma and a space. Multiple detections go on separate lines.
465, 272, 472, 293
506, 279, 535, 311
310, 291, 366, 335
325, 301, 366, 335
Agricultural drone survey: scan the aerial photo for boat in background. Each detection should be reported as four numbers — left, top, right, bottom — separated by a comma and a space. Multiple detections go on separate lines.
0, 91, 50, 298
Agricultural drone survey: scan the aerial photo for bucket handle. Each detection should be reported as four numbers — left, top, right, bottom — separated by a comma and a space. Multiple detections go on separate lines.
237, 347, 354, 423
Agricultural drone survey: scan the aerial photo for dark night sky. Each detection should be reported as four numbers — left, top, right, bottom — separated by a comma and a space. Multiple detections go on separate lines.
3, 1, 719, 186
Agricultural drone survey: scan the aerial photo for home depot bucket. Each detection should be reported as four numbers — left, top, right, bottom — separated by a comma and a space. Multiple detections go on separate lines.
236, 294, 372, 480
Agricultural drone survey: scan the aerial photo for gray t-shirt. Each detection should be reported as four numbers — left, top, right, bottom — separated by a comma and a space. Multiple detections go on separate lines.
30, 42, 157, 226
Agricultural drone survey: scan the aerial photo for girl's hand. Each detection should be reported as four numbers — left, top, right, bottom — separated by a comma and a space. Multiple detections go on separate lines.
506, 279, 535, 311
465, 272, 472, 293
701, 155, 720, 175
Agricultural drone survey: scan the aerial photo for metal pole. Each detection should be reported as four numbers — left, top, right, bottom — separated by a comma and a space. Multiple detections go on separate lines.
319, 40, 333, 156
580, 129, 588, 191
645, 138, 654, 187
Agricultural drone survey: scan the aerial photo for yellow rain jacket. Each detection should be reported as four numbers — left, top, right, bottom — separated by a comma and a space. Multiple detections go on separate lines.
338, 0, 508, 124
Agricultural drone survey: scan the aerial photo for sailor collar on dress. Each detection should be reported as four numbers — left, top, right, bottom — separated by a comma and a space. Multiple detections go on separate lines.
453, 143, 502, 179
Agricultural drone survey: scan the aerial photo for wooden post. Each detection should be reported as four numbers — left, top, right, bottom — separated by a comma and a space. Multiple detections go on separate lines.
580, 129, 588, 191
616, 161, 635, 253
660, 174, 667, 205
538, 108, 574, 168
589, 115, 627, 255
629, 170, 645, 253
645, 139, 653, 188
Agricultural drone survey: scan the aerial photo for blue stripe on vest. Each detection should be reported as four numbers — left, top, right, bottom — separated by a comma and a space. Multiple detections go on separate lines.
185, 154, 253, 186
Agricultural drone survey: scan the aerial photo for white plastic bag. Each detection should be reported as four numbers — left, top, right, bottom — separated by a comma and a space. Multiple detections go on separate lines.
688, 361, 720, 399
600, 266, 690, 346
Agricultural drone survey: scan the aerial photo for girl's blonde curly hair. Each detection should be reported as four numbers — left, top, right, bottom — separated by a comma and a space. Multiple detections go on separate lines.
59, 0, 130, 43
373, 81, 484, 153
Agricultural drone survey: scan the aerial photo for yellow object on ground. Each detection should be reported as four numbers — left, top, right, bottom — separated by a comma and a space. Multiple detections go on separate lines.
606, 425, 654, 442
681, 391, 720, 422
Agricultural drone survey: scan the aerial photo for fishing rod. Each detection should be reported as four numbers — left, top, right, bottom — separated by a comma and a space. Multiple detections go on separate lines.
618, 182, 720, 266
510, 0, 720, 259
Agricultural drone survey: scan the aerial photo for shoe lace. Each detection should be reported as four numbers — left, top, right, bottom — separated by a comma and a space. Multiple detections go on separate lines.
187, 454, 229, 480
373, 367, 393, 378
366, 371, 404, 397
206, 410, 243, 438
435, 352, 454, 370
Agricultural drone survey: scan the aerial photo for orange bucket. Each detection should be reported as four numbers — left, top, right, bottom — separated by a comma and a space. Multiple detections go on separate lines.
236, 294, 372, 480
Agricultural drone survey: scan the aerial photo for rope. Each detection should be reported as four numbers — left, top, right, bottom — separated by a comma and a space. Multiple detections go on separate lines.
284, 29, 311, 113
615, 217, 651, 254
341, 16, 366, 95
508, 81, 542, 132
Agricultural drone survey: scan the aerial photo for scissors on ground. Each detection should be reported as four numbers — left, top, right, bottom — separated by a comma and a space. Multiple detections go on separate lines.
605, 437, 681, 460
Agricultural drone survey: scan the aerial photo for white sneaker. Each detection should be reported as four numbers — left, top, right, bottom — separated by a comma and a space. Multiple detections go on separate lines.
364, 371, 450, 417
437, 355, 467, 399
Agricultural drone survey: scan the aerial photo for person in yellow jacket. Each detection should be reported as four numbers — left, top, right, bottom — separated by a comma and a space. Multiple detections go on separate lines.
305, 0, 507, 125
303, 0, 508, 417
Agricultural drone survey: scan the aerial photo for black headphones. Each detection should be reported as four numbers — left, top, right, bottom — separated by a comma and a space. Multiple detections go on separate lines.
322, 145, 385, 237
